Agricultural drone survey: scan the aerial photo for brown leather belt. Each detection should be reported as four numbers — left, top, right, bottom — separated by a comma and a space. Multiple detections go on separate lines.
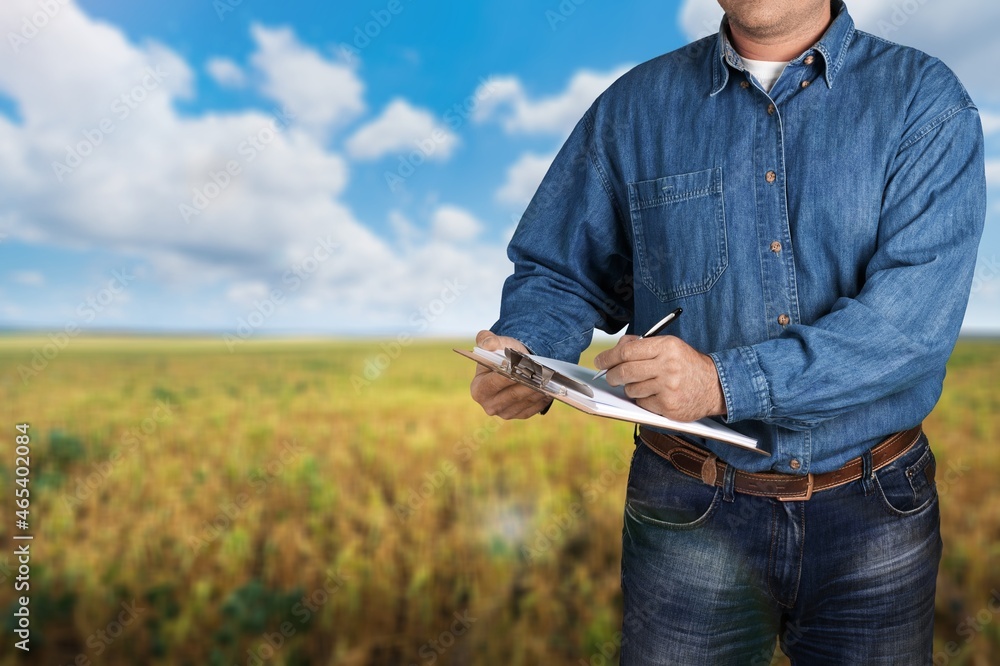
637, 424, 923, 501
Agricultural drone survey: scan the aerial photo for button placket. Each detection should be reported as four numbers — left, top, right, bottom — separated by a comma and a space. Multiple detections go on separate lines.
752, 67, 797, 343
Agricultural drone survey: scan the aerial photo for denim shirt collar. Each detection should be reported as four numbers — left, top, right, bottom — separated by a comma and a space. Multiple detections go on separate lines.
710, 0, 855, 96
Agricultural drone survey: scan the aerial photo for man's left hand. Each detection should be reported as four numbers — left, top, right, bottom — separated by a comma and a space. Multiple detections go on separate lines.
594, 335, 727, 422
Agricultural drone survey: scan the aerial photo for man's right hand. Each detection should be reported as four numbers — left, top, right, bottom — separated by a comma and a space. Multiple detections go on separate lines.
469, 330, 553, 420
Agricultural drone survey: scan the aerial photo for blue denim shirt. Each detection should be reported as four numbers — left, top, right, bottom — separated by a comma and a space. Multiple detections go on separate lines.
491, 1, 986, 474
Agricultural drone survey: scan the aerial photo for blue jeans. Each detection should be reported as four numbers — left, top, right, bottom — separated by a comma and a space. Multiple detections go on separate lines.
620, 432, 941, 665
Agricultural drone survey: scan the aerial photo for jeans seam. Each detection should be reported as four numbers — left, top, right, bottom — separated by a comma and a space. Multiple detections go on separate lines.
872, 473, 939, 518
790, 501, 805, 607
767, 503, 791, 609
623, 491, 722, 531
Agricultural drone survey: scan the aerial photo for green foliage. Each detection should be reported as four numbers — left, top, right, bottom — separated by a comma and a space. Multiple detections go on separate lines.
47, 430, 86, 469
30, 429, 87, 489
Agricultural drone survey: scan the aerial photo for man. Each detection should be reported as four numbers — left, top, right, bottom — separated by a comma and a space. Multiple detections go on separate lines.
471, 0, 986, 663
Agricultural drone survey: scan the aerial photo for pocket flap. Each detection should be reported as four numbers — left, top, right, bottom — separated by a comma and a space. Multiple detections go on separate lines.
629, 167, 722, 211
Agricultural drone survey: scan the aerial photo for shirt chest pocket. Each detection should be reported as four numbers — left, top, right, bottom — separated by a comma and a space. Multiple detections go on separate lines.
627, 167, 728, 303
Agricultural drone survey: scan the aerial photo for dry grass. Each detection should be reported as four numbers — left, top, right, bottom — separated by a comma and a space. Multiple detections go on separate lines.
0, 336, 996, 665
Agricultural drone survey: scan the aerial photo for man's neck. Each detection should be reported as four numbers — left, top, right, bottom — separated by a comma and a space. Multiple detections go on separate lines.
726, 6, 833, 62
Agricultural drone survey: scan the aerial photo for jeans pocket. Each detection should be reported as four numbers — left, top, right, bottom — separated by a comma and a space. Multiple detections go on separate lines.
625, 441, 721, 530
874, 434, 937, 517
627, 167, 728, 303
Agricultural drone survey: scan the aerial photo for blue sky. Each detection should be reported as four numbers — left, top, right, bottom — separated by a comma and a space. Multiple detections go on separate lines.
0, 0, 997, 338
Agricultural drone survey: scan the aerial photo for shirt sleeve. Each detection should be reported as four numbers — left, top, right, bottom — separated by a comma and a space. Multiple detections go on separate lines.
710, 105, 987, 429
491, 105, 633, 362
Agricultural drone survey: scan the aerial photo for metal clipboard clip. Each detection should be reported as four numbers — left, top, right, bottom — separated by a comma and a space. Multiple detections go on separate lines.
500, 348, 594, 398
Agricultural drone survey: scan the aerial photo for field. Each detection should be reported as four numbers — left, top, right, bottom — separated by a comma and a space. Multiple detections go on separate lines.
0, 336, 997, 665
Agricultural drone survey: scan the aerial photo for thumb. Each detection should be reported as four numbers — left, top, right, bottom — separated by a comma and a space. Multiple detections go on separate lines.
476, 329, 502, 350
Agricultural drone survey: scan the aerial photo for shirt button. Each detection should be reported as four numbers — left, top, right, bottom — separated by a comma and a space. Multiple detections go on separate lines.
740, 80, 750, 89
778, 313, 790, 326
804, 55, 815, 65
767, 103, 776, 115
801, 80, 811, 88
770, 240, 782, 253
765, 170, 777, 183
789, 459, 801, 470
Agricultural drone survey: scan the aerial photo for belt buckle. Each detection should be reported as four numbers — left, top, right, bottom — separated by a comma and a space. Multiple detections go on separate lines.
778, 473, 814, 502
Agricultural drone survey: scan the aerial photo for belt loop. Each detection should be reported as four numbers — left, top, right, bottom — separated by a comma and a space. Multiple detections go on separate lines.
722, 464, 737, 503
700, 454, 719, 487
861, 449, 875, 496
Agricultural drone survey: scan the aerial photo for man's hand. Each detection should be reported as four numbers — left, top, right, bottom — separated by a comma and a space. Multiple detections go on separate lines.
594, 335, 727, 422
469, 330, 553, 420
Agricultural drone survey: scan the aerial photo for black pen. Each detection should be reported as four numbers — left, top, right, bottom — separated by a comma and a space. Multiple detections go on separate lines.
593, 307, 683, 380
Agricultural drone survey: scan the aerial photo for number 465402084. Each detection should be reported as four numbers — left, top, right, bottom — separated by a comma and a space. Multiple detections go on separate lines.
15, 424, 30, 529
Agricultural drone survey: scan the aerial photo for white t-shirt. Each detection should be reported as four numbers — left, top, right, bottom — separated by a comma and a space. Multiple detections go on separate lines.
741, 57, 790, 93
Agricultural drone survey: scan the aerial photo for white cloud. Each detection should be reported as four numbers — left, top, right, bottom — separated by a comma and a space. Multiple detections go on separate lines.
0, 15, 192, 133
473, 66, 631, 136
0, 304, 25, 318
679, 0, 723, 41
846, 0, 1000, 104
226, 280, 270, 304
0, 1, 511, 335
345, 98, 458, 161
206, 57, 246, 88
249, 24, 365, 138
431, 205, 483, 242
496, 152, 556, 206
982, 111, 1000, 135
388, 209, 420, 246
986, 159, 1000, 185
964, 254, 1000, 331
11, 270, 44, 286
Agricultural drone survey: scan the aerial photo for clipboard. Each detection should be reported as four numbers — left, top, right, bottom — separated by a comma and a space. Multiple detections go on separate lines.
457, 346, 763, 453
460, 347, 596, 398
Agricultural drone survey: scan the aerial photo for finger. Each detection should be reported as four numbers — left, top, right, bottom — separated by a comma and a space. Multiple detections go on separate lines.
471, 370, 507, 402
488, 394, 546, 420
594, 335, 650, 370
508, 398, 551, 420
622, 378, 659, 400
605, 359, 661, 387
490, 381, 541, 406
478, 382, 540, 417
476, 329, 502, 350
491, 392, 546, 419
595, 339, 623, 369
471, 370, 516, 402
619, 337, 663, 362
593, 346, 621, 371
